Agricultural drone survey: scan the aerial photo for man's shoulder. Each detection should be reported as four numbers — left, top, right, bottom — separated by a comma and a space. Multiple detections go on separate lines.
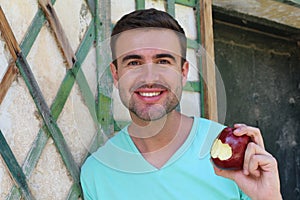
192, 117, 226, 159
193, 117, 225, 132
81, 130, 127, 171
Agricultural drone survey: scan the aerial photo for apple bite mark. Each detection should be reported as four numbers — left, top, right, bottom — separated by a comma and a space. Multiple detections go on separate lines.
210, 127, 251, 170
211, 139, 232, 160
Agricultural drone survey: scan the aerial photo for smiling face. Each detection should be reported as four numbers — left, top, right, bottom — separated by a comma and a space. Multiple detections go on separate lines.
110, 28, 189, 121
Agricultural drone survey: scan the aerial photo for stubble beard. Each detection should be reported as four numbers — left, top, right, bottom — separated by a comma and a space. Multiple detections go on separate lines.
128, 87, 182, 121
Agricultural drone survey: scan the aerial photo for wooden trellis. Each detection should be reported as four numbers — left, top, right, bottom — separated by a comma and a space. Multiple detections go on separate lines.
0, 0, 216, 199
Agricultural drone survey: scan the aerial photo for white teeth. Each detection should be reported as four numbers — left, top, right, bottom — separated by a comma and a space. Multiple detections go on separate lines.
139, 92, 161, 97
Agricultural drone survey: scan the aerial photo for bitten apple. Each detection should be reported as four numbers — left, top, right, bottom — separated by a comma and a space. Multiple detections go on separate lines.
210, 127, 251, 170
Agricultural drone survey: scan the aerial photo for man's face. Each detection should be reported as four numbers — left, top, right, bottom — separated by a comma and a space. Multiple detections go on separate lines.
110, 28, 189, 121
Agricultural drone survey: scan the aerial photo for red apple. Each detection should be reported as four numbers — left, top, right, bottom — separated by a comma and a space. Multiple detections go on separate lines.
210, 127, 251, 170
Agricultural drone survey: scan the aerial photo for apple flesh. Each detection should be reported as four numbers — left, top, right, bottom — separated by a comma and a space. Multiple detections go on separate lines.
211, 127, 251, 170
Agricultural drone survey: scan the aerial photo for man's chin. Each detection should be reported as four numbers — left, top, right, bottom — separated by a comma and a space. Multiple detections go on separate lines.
128, 99, 180, 121
130, 105, 179, 122
131, 111, 167, 122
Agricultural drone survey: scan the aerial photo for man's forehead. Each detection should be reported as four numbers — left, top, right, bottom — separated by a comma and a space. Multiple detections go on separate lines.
113, 28, 182, 57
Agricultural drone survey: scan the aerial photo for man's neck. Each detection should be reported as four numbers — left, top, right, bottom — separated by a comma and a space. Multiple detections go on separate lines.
128, 111, 194, 168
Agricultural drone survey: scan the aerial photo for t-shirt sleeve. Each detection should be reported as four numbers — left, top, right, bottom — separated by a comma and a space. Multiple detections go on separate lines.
80, 158, 97, 200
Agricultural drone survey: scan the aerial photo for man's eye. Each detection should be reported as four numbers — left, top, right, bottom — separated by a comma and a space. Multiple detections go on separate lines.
157, 59, 171, 64
128, 61, 141, 66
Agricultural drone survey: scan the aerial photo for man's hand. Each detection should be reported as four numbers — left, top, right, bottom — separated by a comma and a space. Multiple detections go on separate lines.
213, 124, 282, 200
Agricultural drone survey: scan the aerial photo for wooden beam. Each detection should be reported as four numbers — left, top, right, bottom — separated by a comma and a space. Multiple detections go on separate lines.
136, 0, 146, 10
0, 6, 20, 105
0, 130, 35, 200
38, 0, 76, 69
8, 21, 96, 200
200, 0, 218, 121
0, 64, 18, 104
16, 51, 80, 186
0, 6, 21, 59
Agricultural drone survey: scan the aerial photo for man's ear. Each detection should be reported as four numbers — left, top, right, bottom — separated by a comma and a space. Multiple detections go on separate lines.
110, 63, 119, 88
181, 61, 189, 86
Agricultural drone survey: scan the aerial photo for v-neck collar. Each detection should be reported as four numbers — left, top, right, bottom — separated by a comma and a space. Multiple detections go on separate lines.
124, 117, 199, 170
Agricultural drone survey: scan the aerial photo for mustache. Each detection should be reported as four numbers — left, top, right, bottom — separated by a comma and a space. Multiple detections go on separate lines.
130, 82, 170, 92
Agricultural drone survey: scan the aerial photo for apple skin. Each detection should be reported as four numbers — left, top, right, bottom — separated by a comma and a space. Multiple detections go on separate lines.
211, 127, 251, 170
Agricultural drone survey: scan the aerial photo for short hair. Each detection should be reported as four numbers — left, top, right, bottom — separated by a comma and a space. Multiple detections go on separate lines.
110, 8, 187, 65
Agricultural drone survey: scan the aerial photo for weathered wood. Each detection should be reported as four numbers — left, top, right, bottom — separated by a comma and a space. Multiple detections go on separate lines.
16, 51, 80, 185
8, 129, 49, 200
66, 183, 82, 200
187, 38, 199, 49
200, 0, 218, 121
167, 0, 176, 17
0, 63, 18, 104
38, 0, 76, 69
183, 81, 201, 92
195, 1, 206, 117
0, 6, 21, 59
52, 20, 95, 121
20, 9, 46, 58
136, 0, 146, 10
97, 0, 114, 136
8, 21, 95, 200
175, 0, 196, 7
76, 68, 98, 124
0, 6, 20, 105
0, 130, 35, 200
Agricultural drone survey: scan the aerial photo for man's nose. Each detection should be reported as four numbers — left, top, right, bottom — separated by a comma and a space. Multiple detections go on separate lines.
140, 63, 159, 82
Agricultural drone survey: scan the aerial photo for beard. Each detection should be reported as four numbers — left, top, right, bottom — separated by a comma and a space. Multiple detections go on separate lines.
127, 87, 182, 121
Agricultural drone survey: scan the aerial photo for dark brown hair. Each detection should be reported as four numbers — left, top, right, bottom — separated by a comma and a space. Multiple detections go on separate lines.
110, 8, 187, 66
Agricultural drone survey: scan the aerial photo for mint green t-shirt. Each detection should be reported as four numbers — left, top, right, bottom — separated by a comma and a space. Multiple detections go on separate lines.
80, 117, 250, 200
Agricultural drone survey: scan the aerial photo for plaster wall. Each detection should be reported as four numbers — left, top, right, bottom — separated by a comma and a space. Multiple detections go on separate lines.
0, 0, 201, 199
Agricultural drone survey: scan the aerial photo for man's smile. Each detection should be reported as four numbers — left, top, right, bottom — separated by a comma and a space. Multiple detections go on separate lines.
133, 87, 168, 103
138, 91, 161, 97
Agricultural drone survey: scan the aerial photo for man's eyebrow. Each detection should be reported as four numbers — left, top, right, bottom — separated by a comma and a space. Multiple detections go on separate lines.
154, 53, 176, 61
121, 54, 142, 63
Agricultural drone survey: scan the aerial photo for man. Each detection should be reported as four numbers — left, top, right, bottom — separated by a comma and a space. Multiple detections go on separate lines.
80, 8, 282, 199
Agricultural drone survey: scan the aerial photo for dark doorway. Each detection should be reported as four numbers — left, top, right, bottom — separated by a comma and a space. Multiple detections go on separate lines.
213, 9, 300, 200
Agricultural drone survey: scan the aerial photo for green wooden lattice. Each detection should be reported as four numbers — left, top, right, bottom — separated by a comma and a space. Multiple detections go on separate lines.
0, 0, 205, 199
